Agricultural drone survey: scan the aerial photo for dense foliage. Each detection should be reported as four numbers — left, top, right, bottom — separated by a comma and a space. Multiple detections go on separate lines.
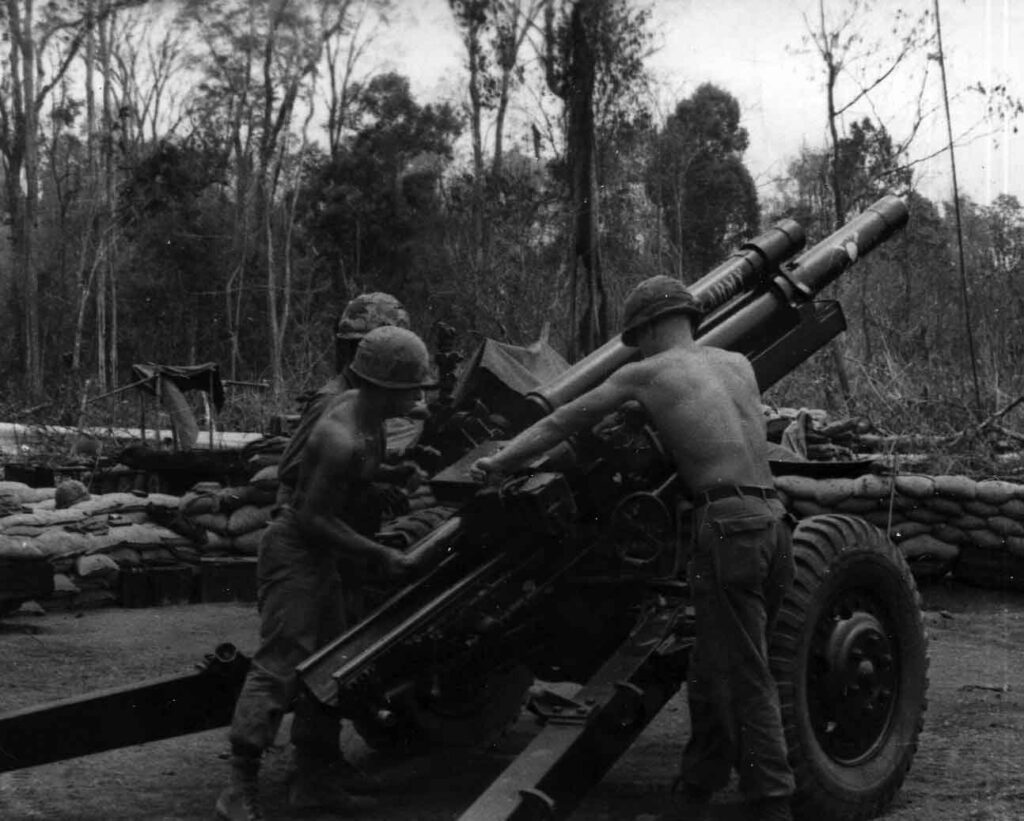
0, 0, 1020, 450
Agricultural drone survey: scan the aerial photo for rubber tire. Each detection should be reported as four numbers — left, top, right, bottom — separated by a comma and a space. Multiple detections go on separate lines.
352, 664, 532, 755
771, 514, 928, 821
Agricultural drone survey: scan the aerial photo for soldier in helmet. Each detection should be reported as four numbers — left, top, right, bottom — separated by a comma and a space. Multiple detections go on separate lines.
275, 291, 413, 503
472, 275, 795, 821
216, 326, 436, 821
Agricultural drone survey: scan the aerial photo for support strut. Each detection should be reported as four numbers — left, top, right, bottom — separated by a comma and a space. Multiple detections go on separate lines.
457, 598, 692, 821
0, 643, 249, 773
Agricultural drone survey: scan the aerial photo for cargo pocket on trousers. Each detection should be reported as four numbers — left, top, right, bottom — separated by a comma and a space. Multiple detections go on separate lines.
711, 514, 775, 587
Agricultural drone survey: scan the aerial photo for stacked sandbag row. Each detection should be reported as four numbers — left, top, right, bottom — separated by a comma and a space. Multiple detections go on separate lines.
775, 473, 1024, 590
0, 481, 193, 607
172, 479, 277, 557
247, 463, 444, 517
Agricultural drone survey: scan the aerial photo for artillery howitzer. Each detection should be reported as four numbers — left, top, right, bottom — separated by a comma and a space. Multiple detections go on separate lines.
0, 196, 925, 821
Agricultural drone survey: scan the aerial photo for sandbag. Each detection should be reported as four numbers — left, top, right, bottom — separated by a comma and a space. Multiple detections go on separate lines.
854, 474, 894, 499
999, 498, 1024, 519
189, 512, 232, 536
227, 504, 272, 536
963, 528, 1005, 550
976, 480, 1022, 506
32, 529, 97, 558
75, 553, 120, 580
861, 510, 904, 529
1, 525, 46, 537
921, 497, 965, 517
899, 534, 960, 578
773, 475, 819, 500
1004, 536, 1024, 558
51, 573, 81, 596
791, 498, 829, 518
0, 509, 87, 530
813, 478, 854, 506
180, 489, 221, 516
202, 530, 234, 553
232, 528, 264, 556
108, 522, 193, 547
832, 496, 880, 514
91, 544, 143, 566
895, 474, 936, 499
899, 533, 960, 562
933, 475, 977, 500
889, 521, 933, 541
962, 499, 1001, 518
0, 535, 43, 558
949, 514, 987, 531
987, 516, 1024, 538
903, 507, 947, 525
932, 523, 966, 546
0, 482, 55, 504
250, 465, 279, 492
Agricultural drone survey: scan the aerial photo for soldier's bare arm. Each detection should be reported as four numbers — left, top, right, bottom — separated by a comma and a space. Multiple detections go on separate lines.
472, 366, 643, 480
296, 418, 412, 573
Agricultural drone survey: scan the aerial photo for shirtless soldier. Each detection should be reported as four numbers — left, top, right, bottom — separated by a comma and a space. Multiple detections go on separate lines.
472, 276, 795, 821
216, 326, 435, 821
275, 291, 415, 507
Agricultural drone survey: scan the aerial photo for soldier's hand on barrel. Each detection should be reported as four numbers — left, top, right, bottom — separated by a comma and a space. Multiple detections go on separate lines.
470, 456, 502, 484
381, 546, 416, 578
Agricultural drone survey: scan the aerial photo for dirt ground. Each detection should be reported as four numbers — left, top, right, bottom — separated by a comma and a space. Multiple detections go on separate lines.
1, 579, 1022, 821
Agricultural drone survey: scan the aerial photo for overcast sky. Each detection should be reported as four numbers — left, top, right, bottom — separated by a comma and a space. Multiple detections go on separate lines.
377, 0, 1021, 208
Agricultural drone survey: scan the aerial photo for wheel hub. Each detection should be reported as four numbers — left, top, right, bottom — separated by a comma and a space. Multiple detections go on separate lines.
810, 594, 900, 763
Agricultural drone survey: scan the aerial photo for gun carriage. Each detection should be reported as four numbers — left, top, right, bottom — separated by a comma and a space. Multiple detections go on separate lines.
0, 196, 925, 821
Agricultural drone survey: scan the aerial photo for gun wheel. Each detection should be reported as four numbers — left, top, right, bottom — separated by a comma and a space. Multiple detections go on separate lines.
771, 514, 928, 821
353, 664, 532, 754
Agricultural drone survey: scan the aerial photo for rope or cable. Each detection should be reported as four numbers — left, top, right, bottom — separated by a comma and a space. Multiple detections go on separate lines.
933, 0, 983, 415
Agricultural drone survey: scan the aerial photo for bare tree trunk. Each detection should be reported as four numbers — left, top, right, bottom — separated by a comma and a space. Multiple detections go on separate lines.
818, 0, 852, 407
101, 3, 118, 383
566, 0, 605, 358
7, 0, 44, 398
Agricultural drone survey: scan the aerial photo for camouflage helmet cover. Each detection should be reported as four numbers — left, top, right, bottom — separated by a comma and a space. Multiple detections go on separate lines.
350, 326, 437, 390
336, 292, 410, 340
621, 275, 703, 346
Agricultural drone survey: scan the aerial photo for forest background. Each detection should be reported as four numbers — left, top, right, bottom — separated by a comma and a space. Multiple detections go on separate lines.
1, 0, 1022, 466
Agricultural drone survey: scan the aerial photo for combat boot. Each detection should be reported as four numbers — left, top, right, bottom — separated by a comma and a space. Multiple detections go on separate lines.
288, 758, 378, 814
215, 755, 264, 821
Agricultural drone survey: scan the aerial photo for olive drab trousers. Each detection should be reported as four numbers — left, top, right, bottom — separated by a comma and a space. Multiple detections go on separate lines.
680, 492, 796, 801
228, 507, 349, 760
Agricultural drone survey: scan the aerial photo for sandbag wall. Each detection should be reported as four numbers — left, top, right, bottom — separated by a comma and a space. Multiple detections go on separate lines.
775, 472, 1024, 590
0, 481, 195, 607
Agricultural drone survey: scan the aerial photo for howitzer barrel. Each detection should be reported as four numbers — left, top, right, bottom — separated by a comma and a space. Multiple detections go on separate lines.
699, 195, 909, 361
527, 196, 906, 415
527, 219, 806, 417
777, 194, 907, 297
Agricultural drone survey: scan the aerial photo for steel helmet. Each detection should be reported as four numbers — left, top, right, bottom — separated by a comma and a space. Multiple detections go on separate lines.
336, 292, 410, 340
55, 479, 91, 509
350, 326, 437, 389
621, 275, 703, 346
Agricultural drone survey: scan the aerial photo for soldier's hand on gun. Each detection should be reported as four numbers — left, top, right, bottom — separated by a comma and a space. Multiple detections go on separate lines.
469, 456, 503, 485
381, 546, 417, 579
396, 460, 428, 491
